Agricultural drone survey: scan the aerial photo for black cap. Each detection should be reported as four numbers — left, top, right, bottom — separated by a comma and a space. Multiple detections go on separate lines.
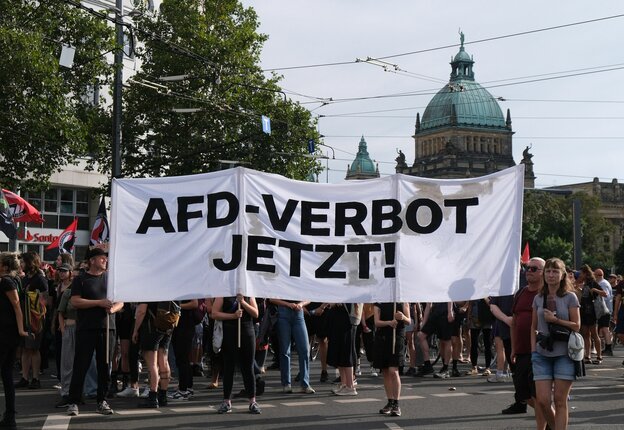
58, 263, 73, 272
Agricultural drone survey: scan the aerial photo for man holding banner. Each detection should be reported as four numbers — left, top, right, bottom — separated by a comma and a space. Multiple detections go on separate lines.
66, 248, 123, 417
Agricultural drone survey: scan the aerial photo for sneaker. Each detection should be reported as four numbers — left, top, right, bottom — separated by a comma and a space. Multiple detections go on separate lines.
405, 367, 416, 376
433, 370, 450, 379
320, 370, 328, 382
465, 367, 479, 376
501, 402, 527, 415
300, 385, 315, 394
67, 404, 79, 416
28, 378, 41, 389
52, 383, 62, 390
451, 368, 461, 378
249, 402, 262, 414
206, 382, 219, 389
331, 385, 345, 394
370, 366, 378, 377
116, 386, 139, 398
168, 390, 191, 401
15, 378, 29, 389
217, 401, 232, 414
139, 386, 150, 398
55, 396, 71, 408
415, 364, 434, 377
335, 386, 357, 396
390, 404, 401, 416
96, 400, 114, 415
355, 365, 362, 376
481, 368, 491, 376
379, 401, 393, 415
283, 384, 292, 393
487, 373, 510, 383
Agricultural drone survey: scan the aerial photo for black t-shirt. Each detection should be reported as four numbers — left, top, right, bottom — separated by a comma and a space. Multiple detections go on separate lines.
177, 300, 194, 329
0, 276, 19, 337
72, 272, 115, 331
429, 302, 448, 317
374, 302, 406, 337
222, 296, 253, 327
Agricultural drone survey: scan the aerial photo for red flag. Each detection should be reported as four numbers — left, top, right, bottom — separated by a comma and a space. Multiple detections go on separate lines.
46, 218, 78, 254
2, 189, 44, 223
17, 229, 34, 241
521, 242, 530, 264
90, 196, 109, 245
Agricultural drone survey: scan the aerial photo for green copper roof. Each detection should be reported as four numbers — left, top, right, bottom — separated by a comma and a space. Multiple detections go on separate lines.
348, 136, 377, 175
419, 37, 506, 131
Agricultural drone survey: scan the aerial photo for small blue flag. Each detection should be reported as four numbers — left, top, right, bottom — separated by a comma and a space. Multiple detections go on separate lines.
307, 139, 315, 154
261, 115, 271, 134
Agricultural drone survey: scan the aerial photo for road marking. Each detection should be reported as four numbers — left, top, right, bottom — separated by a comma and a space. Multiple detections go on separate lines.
386, 423, 403, 430
431, 392, 470, 397
115, 409, 162, 415
480, 390, 515, 395
280, 401, 325, 406
42, 414, 71, 430
588, 368, 617, 372
169, 406, 214, 413
400, 395, 425, 400
333, 397, 379, 403
231, 403, 276, 410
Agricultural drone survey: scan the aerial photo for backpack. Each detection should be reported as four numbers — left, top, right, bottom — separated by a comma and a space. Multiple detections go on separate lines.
25, 289, 46, 335
149, 301, 181, 333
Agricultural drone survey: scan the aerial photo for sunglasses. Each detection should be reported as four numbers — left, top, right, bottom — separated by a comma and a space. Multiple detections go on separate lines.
526, 266, 542, 272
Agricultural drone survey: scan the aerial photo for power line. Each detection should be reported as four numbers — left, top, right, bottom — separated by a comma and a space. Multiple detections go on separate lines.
261, 13, 624, 71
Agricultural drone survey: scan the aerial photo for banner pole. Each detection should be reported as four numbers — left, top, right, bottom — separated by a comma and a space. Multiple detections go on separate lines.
106, 314, 110, 363
392, 302, 396, 353
237, 301, 241, 348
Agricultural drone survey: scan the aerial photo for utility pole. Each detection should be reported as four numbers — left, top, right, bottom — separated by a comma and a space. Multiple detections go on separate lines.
112, 0, 123, 179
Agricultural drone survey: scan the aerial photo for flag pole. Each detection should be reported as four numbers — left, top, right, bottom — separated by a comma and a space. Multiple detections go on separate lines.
237, 301, 241, 348
106, 314, 110, 364
392, 302, 397, 353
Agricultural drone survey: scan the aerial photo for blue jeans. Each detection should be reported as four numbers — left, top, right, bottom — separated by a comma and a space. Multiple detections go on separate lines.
277, 306, 310, 388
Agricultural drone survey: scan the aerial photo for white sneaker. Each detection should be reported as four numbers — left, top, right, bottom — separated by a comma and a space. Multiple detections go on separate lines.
139, 386, 150, 398
331, 384, 346, 394
67, 403, 79, 416
355, 366, 362, 376
282, 384, 292, 393
370, 365, 378, 377
96, 400, 114, 415
335, 386, 357, 396
116, 387, 139, 398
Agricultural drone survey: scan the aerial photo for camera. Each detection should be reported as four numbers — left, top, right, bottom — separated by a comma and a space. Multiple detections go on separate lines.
537, 332, 554, 351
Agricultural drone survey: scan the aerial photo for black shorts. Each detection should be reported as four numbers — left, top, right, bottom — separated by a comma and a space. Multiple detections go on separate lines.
140, 325, 171, 352
597, 313, 611, 329
512, 353, 535, 402
420, 313, 452, 341
450, 313, 465, 337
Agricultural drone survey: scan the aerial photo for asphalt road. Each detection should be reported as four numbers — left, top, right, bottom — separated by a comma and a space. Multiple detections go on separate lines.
5, 350, 624, 429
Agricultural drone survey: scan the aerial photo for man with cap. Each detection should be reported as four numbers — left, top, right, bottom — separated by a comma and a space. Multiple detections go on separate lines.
66, 247, 123, 417
594, 269, 614, 356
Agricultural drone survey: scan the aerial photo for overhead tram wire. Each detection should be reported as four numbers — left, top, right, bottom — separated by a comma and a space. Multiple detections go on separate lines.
261, 13, 624, 71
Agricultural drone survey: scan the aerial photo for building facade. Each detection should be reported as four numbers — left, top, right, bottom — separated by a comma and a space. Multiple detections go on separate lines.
345, 136, 380, 180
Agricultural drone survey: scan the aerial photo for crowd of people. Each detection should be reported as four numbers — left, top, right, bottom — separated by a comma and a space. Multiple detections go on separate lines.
1, 249, 623, 429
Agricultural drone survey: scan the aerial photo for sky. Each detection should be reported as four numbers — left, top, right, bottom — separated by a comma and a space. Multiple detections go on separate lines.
240, 1, 624, 186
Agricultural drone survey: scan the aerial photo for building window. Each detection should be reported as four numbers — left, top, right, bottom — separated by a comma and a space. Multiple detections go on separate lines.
25, 187, 91, 231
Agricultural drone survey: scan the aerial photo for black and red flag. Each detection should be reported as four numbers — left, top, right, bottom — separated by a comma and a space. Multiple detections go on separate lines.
90, 196, 109, 245
0, 189, 17, 239
46, 218, 78, 255
2, 189, 44, 224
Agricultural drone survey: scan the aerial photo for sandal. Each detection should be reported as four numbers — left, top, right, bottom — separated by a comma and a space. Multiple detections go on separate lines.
583, 358, 592, 364
207, 382, 219, 389
593, 358, 603, 365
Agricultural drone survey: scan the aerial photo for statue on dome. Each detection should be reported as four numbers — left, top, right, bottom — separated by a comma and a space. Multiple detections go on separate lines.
522, 145, 533, 163
459, 29, 464, 47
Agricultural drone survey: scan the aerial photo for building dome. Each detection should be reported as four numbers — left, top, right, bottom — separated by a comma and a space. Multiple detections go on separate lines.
346, 136, 379, 180
420, 44, 506, 132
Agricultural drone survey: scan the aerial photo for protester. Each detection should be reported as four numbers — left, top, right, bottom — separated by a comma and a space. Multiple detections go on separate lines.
577, 265, 606, 364
55, 264, 76, 408
326, 303, 359, 396
132, 301, 176, 408
374, 302, 410, 416
466, 298, 493, 376
594, 269, 614, 356
270, 298, 314, 394
51, 260, 74, 389
503, 257, 544, 417
0, 252, 30, 429
212, 294, 261, 414
66, 248, 122, 417
169, 299, 199, 401
531, 258, 580, 430
489, 294, 514, 382
415, 302, 454, 377
115, 303, 140, 398
16, 252, 48, 390
305, 302, 330, 382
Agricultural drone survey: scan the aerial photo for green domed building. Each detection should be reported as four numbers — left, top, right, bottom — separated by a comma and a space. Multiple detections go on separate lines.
399, 34, 534, 186
346, 136, 380, 180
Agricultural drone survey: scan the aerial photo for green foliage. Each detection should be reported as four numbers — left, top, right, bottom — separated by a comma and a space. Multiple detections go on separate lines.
115, 0, 321, 180
613, 242, 624, 275
0, 0, 114, 191
522, 190, 614, 268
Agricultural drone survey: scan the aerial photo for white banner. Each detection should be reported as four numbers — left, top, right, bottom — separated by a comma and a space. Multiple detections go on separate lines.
108, 165, 524, 303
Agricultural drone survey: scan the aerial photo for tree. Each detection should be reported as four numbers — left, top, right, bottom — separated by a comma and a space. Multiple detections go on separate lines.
114, 0, 321, 180
0, 0, 114, 191
522, 190, 614, 268
614, 242, 624, 275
